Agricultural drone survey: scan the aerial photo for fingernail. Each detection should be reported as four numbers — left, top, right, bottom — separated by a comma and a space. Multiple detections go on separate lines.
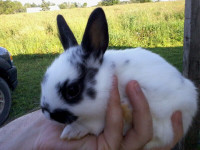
133, 81, 141, 93
173, 111, 182, 125
112, 75, 118, 88
176, 111, 182, 125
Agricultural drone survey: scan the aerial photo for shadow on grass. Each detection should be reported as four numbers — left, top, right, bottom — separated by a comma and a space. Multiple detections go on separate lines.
8, 46, 183, 122
8, 53, 59, 122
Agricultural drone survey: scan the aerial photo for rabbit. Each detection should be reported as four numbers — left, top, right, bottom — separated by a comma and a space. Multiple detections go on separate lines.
40, 8, 198, 149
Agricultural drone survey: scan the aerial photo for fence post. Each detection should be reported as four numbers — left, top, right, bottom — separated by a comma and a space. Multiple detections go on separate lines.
182, 0, 200, 149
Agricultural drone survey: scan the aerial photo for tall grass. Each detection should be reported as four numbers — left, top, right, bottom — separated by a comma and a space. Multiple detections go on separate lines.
0, 1, 184, 55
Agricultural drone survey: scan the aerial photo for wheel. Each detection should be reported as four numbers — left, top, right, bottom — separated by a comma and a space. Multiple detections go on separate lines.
0, 77, 11, 125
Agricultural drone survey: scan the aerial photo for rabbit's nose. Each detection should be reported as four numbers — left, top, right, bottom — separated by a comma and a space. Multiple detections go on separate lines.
49, 108, 78, 124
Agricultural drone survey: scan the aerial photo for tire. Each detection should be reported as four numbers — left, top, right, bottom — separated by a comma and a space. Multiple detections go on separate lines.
0, 77, 11, 125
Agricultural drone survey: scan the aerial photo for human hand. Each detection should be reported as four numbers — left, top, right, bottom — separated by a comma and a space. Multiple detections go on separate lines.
151, 111, 183, 150
1, 77, 183, 150
121, 80, 184, 150
120, 80, 153, 150
34, 78, 183, 150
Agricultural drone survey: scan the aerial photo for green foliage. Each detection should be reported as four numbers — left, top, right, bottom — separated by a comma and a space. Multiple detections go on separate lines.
30, 3, 38, 7
41, 0, 50, 11
59, 2, 68, 9
58, 2, 81, 9
59, 2, 69, 9
130, 0, 151, 2
130, 0, 140, 3
101, 0, 120, 6
140, 0, 152, 2
82, 3, 87, 7
24, 3, 39, 8
0, 0, 25, 14
73, 2, 79, 8
24, 3, 31, 8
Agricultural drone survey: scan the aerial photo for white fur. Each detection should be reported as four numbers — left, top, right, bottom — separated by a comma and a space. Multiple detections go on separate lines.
41, 47, 198, 149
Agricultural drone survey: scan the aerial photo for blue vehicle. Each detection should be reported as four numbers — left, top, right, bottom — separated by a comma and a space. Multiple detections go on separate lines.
0, 47, 17, 125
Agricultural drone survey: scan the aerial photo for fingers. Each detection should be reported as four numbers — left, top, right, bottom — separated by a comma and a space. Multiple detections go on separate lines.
127, 81, 152, 132
103, 76, 123, 150
171, 111, 183, 147
152, 111, 184, 150
122, 81, 153, 150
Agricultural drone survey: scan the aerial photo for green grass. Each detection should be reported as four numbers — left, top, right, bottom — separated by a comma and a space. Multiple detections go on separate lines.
0, 1, 185, 55
9, 54, 58, 120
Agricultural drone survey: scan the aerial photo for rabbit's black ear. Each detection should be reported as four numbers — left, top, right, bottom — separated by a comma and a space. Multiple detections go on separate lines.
57, 15, 78, 50
81, 8, 109, 61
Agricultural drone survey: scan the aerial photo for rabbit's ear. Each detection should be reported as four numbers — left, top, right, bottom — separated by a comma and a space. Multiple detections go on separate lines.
81, 8, 108, 61
57, 15, 78, 50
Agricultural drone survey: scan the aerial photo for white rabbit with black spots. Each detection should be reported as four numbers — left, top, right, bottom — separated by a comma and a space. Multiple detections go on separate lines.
40, 8, 198, 149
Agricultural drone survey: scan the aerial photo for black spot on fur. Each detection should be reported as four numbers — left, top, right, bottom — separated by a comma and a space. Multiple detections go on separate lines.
86, 88, 96, 99
124, 60, 130, 64
57, 52, 99, 104
77, 63, 86, 75
50, 108, 78, 124
111, 62, 116, 69
90, 80, 97, 85
87, 68, 98, 79
57, 77, 85, 105
41, 101, 50, 113
86, 68, 98, 86
68, 47, 83, 66
99, 56, 103, 64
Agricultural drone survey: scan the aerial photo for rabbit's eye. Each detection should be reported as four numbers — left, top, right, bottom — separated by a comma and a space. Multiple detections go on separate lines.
66, 84, 80, 99
58, 80, 83, 104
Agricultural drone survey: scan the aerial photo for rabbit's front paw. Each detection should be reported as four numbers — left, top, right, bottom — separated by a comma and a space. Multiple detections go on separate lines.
60, 123, 89, 140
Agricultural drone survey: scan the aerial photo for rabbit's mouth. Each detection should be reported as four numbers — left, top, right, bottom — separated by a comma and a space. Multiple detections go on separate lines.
41, 107, 78, 124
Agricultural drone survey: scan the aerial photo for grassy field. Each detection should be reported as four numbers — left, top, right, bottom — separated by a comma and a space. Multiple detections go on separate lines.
0, 1, 185, 121
0, 1, 184, 55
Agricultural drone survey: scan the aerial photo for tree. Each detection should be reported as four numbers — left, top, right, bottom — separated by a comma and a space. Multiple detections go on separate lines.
74, 2, 80, 7
59, 2, 71, 9
59, 3, 68, 9
30, 3, 38, 7
82, 3, 87, 7
58, 2, 80, 9
139, 0, 152, 2
0, 0, 25, 14
130, 0, 151, 2
181, 0, 200, 150
130, 0, 140, 3
101, 0, 120, 6
13, 1, 25, 13
41, 0, 50, 11
24, 3, 38, 8
24, 3, 31, 8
